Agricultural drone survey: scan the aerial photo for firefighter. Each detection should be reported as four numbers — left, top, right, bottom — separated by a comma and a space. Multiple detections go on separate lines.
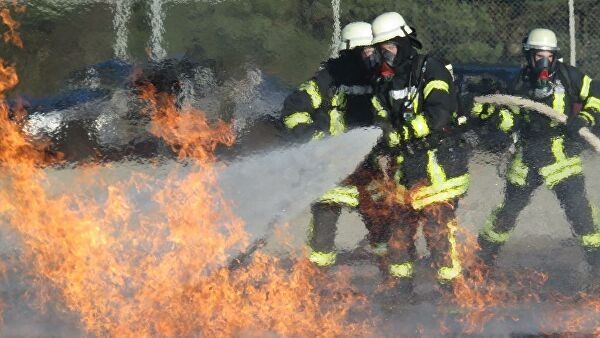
474, 28, 600, 275
367, 12, 469, 296
280, 22, 387, 268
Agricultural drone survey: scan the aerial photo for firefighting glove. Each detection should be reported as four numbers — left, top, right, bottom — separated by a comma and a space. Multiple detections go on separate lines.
565, 114, 588, 139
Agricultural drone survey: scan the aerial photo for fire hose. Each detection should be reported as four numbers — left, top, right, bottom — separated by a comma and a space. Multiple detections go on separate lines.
473, 94, 600, 153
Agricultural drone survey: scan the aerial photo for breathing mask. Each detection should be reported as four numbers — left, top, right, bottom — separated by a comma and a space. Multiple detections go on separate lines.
527, 52, 557, 98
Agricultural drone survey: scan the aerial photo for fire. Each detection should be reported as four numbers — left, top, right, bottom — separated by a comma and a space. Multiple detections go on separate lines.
0, 14, 369, 333
0, 3, 23, 49
449, 228, 553, 334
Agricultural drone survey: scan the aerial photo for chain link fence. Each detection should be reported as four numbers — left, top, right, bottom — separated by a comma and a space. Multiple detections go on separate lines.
337, 0, 599, 77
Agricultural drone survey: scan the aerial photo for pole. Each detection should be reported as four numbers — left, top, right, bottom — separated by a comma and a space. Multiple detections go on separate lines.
569, 0, 576, 66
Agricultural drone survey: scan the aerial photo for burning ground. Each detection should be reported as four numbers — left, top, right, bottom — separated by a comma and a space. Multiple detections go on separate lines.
1, 4, 600, 337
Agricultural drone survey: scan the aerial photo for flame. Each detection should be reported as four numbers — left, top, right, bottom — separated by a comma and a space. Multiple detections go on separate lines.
0, 28, 369, 334
0, 4, 23, 49
449, 228, 549, 334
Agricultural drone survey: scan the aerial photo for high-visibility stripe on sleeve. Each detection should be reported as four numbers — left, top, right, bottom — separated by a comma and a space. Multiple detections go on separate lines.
498, 108, 514, 132
580, 111, 596, 127
388, 131, 401, 147
371, 96, 388, 118
584, 97, 600, 112
284, 112, 313, 129
580, 75, 592, 100
329, 108, 345, 136
410, 114, 430, 138
299, 80, 322, 109
423, 80, 449, 99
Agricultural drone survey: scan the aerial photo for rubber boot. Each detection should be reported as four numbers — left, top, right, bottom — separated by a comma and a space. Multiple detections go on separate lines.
477, 235, 502, 266
583, 250, 600, 293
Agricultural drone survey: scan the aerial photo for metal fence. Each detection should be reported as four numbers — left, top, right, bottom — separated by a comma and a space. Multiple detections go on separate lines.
333, 0, 599, 77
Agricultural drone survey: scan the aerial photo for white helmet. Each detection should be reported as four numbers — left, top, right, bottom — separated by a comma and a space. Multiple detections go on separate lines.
339, 22, 373, 51
523, 28, 559, 51
371, 12, 413, 45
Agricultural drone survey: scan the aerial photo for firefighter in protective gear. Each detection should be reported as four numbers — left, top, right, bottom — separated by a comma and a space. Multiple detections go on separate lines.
474, 28, 600, 273
367, 12, 469, 294
280, 22, 387, 268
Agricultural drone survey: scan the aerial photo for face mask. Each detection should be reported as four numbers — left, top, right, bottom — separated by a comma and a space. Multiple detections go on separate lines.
362, 51, 381, 71
382, 50, 396, 66
378, 62, 395, 81
533, 57, 551, 89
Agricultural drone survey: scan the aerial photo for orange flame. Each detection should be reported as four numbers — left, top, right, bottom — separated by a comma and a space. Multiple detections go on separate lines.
0, 39, 369, 336
0, 5, 23, 49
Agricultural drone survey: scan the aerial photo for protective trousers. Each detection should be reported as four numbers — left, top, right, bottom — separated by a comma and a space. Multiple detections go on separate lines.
479, 143, 600, 267
308, 158, 391, 267
363, 144, 469, 285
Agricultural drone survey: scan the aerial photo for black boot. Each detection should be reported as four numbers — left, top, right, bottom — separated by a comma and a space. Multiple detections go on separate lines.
585, 249, 600, 277
477, 235, 502, 266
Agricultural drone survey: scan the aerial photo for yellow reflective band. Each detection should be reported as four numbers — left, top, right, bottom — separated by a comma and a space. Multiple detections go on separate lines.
312, 131, 325, 140
507, 150, 529, 186
472, 102, 484, 115
331, 92, 346, 108
370, 242, 389, 256
393, 169, 403, 184
411, 151, 470, 209
539, 137, 583, 188
309, 250, 337, 267
329, 108, 345, 136
388, 131, 401, 147
484, 105, 496, 119
580, 75, 592, 100
438, 219, 462, 282
480, 205, 511, 244
372, 96, 388, 118
413, 92, 420, 115
299, 80, 322, 109
580, 111, 596, 126
581, 233, 600, 249
411, 114, 430, 138
427, 150, 446, 185
584, 97, 600, 112
318, 186, 359, 207
396, 155, 405, 165
403, 126, 410, 140
389, 262, 414, 278
498, 108, 514, 132
284, 112, 313, 129
593, 204, 600, 227
553, 91, 566, 115
423, 80, 449, 99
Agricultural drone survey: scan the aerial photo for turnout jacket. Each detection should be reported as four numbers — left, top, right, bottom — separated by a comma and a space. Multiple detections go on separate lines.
371, 54, 459, 153
280, 52, 373, 141
370, 53, 469, 211
472, 62, 600, 188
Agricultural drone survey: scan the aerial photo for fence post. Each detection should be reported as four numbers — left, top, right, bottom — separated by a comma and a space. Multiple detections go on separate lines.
569, 0, 576, 66
330, 0, 341, 59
